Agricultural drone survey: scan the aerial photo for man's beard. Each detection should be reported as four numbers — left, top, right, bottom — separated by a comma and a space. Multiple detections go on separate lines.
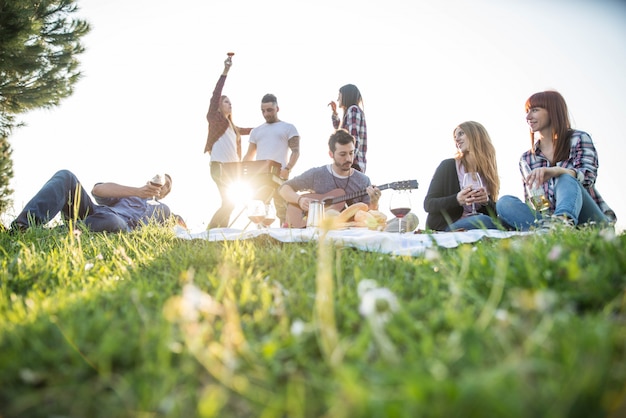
334, 161, 352, 174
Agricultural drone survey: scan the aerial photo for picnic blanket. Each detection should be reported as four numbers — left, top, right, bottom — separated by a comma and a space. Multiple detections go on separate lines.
174, 226, 528, 257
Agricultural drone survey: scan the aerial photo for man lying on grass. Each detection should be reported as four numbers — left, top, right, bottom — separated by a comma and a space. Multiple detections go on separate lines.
9, 169, 185, 233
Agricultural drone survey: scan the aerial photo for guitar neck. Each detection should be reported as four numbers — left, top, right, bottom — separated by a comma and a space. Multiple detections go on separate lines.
329, 184, 391, 205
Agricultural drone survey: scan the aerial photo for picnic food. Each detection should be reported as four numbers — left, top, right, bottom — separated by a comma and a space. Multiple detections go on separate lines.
336, 202, 369, 223
323, 203, 388, 230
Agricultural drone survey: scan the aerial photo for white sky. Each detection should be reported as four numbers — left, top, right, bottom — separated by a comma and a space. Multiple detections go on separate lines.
5, 0, 626, 232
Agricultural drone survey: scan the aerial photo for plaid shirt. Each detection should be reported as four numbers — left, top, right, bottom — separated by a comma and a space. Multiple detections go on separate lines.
520, 130, 615, 220
332, 104, 367, 172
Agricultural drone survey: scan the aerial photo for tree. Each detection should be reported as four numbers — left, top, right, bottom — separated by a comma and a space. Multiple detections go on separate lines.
0, 135, 12, 214
0, 0, 90, 213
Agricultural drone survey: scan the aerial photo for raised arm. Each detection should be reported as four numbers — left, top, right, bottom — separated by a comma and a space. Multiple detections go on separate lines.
206, 59, 231, 122
92, 182, 159, 200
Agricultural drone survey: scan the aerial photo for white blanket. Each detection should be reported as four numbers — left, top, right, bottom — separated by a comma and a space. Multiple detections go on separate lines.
174, 226, 528, 257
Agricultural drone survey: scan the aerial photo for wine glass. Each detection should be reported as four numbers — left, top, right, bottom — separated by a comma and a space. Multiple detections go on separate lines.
247, 200, 267, 229
262, 203, 276, 228
389, 190, 412, 233
462, 172, 483, 215
519, 159, 550, 213
147, 174, 165, 205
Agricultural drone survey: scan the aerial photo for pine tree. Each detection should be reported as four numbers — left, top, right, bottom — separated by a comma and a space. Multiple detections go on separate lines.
0, 0, 90, 214
0, 135, 13, 214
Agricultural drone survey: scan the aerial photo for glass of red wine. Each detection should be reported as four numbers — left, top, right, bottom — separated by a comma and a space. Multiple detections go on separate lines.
262, 203, 276, 228
247, 200, 267, 229
389, 190, 412, 233
147, 174, 165, 205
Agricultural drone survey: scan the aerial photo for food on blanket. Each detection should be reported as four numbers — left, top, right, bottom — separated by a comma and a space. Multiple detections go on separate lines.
354, 210, 378, 229
368, 210, 388, 223
337, 202, 369, 223
354, 209, 389, 230
320, 203, 389, 230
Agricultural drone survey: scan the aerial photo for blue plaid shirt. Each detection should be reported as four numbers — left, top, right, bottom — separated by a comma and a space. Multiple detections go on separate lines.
519, 130, 614, 220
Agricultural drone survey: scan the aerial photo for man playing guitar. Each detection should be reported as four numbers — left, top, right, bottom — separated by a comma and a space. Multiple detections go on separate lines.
279, 129, 381, 227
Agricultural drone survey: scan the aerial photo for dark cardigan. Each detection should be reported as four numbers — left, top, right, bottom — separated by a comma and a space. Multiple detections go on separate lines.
203, 75, 252, 158
423, 158, 496, 231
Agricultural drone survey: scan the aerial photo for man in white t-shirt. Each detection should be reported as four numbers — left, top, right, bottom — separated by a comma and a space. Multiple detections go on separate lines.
244, 93, 300, 225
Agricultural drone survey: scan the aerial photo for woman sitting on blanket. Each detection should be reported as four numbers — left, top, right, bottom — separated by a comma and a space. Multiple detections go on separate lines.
496, 90, 616, 230
423, 121, 501, 231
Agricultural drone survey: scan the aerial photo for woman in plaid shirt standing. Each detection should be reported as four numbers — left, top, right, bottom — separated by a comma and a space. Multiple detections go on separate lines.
497, 90, 616, 231
330, 84, 367, 173
204, 54, 253, 229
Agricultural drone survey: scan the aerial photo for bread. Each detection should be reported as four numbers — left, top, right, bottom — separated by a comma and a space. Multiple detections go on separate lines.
336, 202, 369, 223
368, 210, 388, 223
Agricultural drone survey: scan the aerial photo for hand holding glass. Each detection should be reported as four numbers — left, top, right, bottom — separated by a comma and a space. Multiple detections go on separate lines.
389, 190, 412, 233
147, 174, 165, 205
462, 172, 483, 215
519, 160, 550, 212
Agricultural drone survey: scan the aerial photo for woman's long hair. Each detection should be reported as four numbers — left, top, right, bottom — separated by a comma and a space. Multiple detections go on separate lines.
525, 90, 573, 163
454, 121, 500, 200
338, 84, 363, 110
219, 94, 242, 156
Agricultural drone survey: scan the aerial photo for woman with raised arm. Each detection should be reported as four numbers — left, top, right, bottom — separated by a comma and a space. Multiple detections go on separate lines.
204, 53, 253, 229
496, 90, 616, 231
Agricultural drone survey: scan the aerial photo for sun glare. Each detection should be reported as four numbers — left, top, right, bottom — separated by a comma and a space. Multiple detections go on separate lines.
226, 181, 254, 206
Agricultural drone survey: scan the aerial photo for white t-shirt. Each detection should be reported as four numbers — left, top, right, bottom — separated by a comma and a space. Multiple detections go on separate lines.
249, 121, 299, 166
210, 126, 239, 163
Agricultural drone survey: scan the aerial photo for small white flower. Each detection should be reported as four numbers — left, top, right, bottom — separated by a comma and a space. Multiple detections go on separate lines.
600, 228, 616, 242
357, 279, 379, 298
494, 309, 509, 322
359, 287, 399, 323
84, 263, 94, 271
290, 319, 307, 336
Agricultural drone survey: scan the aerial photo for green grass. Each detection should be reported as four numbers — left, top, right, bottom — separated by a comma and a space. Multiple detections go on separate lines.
1, 223, 625, 417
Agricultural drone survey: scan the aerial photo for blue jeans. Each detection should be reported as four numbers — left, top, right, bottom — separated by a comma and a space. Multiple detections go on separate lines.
12, 170, 130, 232
496, 174, 609, 231
446, 214, 500, 231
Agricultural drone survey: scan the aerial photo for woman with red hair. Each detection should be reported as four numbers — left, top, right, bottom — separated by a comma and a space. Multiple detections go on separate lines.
497, 90, 616, 230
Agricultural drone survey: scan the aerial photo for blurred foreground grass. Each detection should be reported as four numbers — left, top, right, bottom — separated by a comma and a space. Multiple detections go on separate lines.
1, 224, 625, 417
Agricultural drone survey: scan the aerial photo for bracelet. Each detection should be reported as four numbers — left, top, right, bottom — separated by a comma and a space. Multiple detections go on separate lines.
297, 196, 303, 206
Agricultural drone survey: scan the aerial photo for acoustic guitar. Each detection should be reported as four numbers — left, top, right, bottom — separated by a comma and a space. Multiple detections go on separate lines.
285, 180, 419, 228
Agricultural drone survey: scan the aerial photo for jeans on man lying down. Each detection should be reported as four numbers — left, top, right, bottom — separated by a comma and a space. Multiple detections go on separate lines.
11, 169, 171, 233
